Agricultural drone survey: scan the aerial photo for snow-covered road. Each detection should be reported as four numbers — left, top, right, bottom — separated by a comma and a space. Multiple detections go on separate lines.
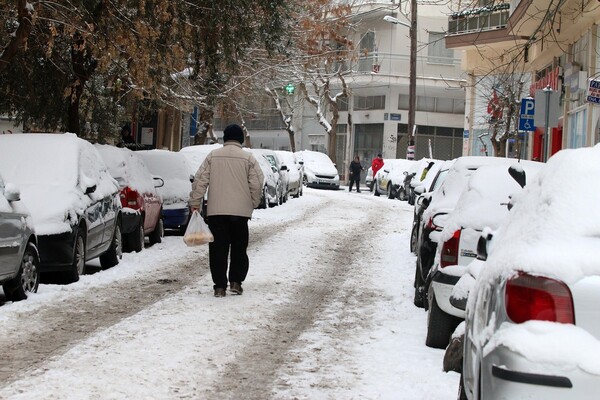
0, 187, 459, 399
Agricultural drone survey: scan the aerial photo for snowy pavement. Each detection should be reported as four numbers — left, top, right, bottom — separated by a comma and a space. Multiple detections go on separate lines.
0, 187, 459, 399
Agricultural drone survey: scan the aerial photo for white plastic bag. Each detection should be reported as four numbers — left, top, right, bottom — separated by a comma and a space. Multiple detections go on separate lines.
183, 211, 214, 246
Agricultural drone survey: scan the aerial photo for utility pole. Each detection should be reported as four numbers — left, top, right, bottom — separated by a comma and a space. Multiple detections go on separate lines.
407, 0, 417, 160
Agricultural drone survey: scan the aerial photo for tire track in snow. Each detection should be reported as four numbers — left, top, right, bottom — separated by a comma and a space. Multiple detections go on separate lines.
198, 194, 406, 399
0, 195, 336, 387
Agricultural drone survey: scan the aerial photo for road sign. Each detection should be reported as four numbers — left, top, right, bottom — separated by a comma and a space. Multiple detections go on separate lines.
534, 88, 560, 128
587, 79, 600, 104
519, 98, 536, 131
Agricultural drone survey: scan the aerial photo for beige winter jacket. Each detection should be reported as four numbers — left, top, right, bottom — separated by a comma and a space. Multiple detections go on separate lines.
189, 142, 264, 218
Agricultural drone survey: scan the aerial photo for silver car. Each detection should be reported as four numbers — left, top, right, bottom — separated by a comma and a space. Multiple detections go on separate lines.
460, 146, 600, 399
0, 174, 39, 301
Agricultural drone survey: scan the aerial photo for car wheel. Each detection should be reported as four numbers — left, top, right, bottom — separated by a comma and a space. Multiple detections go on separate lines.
148, 218, 164, 245
458, 371, 468, 400
413, 265, 425, 308
100, 223, 122, 269
426, 291, 461, 349
127, 222, 144, 253
2, 242, 40, 301
373, 185, 381, 196
387, 183, 395, 199
410, 223, 418, 253
66, 230, 86, 283
398, 188, 407, 201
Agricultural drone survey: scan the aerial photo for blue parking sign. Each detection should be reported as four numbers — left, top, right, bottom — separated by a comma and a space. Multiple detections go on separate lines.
519, 98, 536, 131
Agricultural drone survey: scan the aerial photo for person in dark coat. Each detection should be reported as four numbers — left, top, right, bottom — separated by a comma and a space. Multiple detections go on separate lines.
348, 156, 364, 192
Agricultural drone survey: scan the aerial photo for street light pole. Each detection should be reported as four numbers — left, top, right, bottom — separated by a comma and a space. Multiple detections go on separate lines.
383, 0, 417, 160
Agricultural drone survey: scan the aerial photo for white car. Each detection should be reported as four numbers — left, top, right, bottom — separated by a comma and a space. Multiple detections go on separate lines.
253, 149, 287, 204
459, 145, 600, 400
373, 159, 415, 199
179, 144, 223, 176
246, 149, 280, 208
426, 161, 542, 349
275, 150, 303, 198
295, 150, 339, 190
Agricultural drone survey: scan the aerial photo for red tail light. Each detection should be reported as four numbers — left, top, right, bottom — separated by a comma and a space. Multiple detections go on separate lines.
440, 230, 461, 268
505, 273, 575, 324
426, 217, 439, 231
120, 187, 140, 208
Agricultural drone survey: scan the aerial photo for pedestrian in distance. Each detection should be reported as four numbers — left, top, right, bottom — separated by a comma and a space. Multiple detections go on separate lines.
348, 155, 364, 193
189, 124, 265, 298
420, 161, 435, 181
119, 125, 135, 146
371, 153, 384, 178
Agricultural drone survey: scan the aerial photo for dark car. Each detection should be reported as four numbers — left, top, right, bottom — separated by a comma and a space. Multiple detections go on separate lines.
0, 134, 123, 283
96, 145, 164, 252
0, 174, 40, 300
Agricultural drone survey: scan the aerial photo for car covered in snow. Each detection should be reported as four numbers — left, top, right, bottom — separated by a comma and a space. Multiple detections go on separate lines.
137, 150, 193, 234
425, 161, 542, 349
373, 159, 415, 199
459, 145, 600, 400
0, 134, 122, 282
295, 150, 340, 190
179, 144, 223, 176
254, 149, 288, 204
0, 173, 40, 301
275, 150, 303, 198
246, 149, 280, 208
95, 145, 164, 252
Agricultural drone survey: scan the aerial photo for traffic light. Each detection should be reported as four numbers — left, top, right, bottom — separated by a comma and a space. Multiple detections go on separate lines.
285, 83, 295, 95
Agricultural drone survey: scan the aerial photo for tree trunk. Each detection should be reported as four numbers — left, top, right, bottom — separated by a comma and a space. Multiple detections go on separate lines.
67, 33, 97, 135
0, 0, 35, 73
287, 130, 296, 152
194, 107, 214, 144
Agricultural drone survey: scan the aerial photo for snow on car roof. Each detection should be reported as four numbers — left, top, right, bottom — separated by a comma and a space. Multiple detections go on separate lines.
295, 150, 337, 175
179, 144, 223, 175
481, 145, 600, 285
422, 156, 538, 224
95, 145, 157, 195
0, 133, 118, 235
137, 150, 192, 203
439, 162, 543, 242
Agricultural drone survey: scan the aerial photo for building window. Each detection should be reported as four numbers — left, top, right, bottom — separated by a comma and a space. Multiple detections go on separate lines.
336, 124, 348, 133
428, 32, 454, 64
358, 31, 376, 73
337, 96, 349, 112
403, 95, 465, 114
353, 95, 386, 110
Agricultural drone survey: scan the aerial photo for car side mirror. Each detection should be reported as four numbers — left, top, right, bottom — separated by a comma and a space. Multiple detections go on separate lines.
414, 185, 425, 195
280, 165, 288, 171
403, 171, 408, 176
477, 232, 493, 261
5, 188, 20, 202
153, 176, 165, 188
85, 185, 97, 195
299, 161, 304, 165
508, 165, 526, 188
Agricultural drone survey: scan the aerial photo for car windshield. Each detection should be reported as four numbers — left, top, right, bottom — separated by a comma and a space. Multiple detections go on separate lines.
430, 169, 449, 192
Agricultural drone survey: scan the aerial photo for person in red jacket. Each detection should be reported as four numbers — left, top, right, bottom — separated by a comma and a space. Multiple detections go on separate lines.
371, 153, 384, 177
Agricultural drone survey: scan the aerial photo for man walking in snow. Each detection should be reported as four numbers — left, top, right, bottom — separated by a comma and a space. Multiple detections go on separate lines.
189, 124, 264, 297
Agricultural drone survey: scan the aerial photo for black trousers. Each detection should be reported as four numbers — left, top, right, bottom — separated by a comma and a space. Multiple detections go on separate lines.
349, 177, 360, 192
207, 216, 249, 289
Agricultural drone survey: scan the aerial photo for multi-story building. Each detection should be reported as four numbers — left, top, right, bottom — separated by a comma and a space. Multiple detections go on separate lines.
212, 1, 467, 179
446, 0, 600, 160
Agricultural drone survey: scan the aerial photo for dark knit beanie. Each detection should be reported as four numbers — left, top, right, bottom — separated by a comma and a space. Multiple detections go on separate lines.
223, 124, 244, 144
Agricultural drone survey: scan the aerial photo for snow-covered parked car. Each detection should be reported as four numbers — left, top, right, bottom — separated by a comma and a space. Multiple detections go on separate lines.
254, 149, 287, 204
179, 144, 223, 176
295, 150, 339, 190
459, 145, 600, 400
137, 150, 193, 234
373, 159, 415, 199
275, 150, 303, 198
95, 145, 164, 252
425, 161, 542, 349
0, 134, 122, 282
0, 173, 40, 301
246, 149, 280, 208
365, 166, 375, 191
405, 158, 440, 204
